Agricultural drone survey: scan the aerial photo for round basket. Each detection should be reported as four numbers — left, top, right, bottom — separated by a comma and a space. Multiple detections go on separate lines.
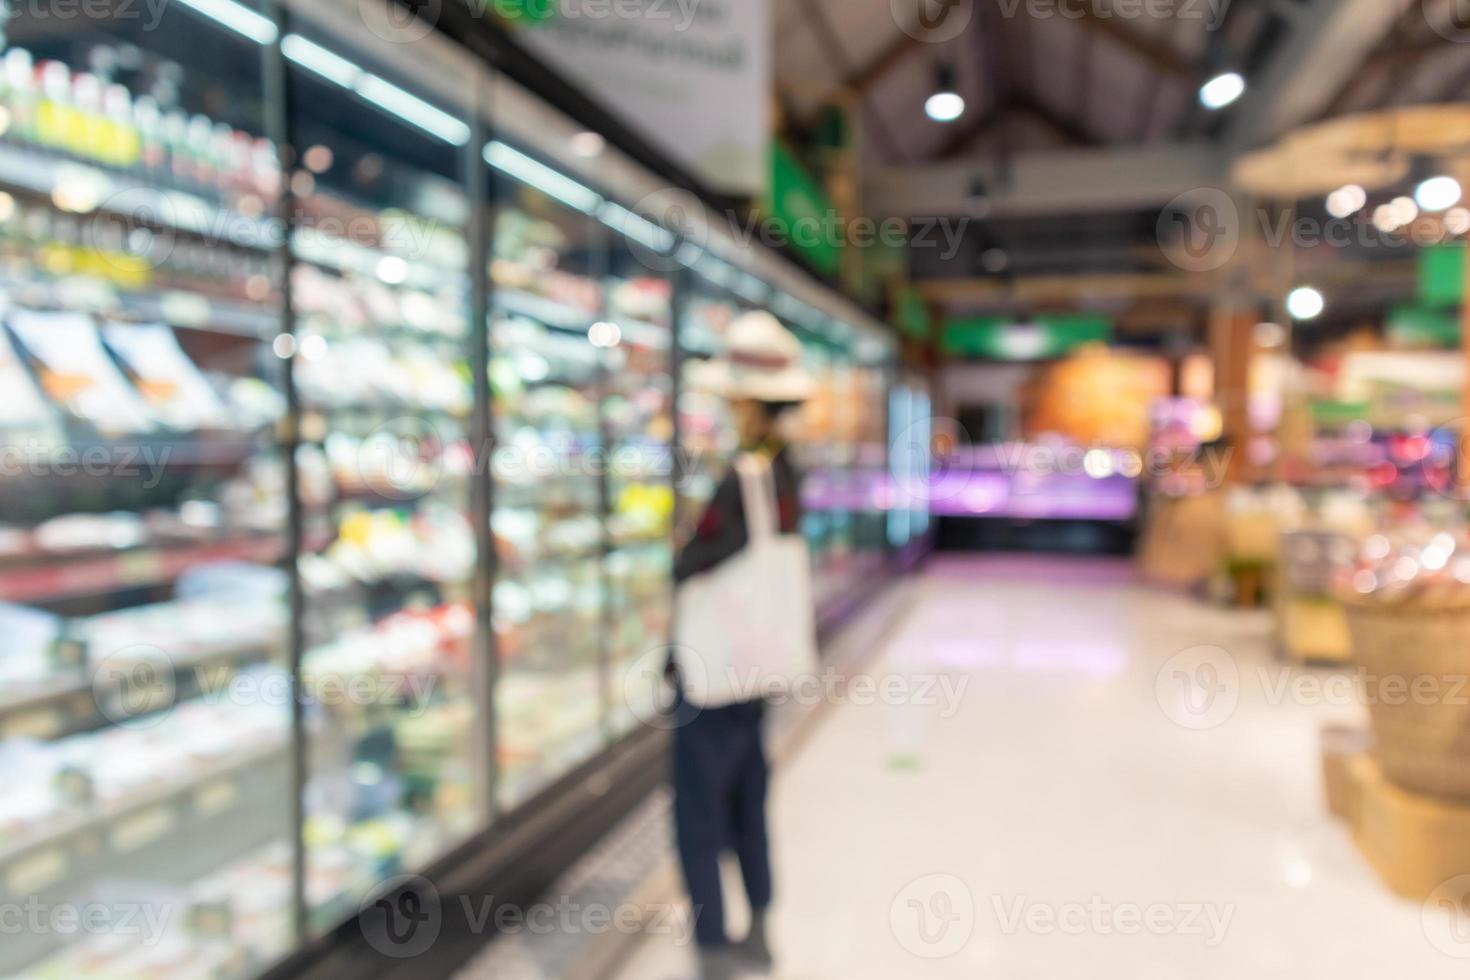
1343, 599, 1470, 800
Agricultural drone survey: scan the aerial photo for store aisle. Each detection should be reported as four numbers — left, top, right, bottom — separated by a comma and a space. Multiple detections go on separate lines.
613, 555, 1461, 980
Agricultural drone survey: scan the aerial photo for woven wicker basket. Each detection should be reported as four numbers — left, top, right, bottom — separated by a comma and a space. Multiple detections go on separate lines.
1343, 599, 1470, 800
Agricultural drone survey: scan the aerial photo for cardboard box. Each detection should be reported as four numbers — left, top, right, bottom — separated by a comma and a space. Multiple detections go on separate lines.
1350, 753, 1470, 899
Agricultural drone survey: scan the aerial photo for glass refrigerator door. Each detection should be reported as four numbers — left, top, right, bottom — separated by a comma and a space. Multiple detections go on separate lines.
487, 143, 606, 806
284, 26, 483, 928
603, 236, 674, 735
674, 276, 741, 530
845, 331, 894, 577
0, 3, 296, 975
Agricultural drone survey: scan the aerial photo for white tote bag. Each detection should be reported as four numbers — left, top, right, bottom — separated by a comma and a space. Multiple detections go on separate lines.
674, 454, 818, 708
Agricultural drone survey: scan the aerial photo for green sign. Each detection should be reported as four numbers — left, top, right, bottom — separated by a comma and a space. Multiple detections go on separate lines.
895, 287, 931, 340
943, 314, 1112, 360
764, 141, 842, 278
1310, 399, 1372, 428
478, 0, 556, 26
1388, 304, 1459, 348
1419, 244, 1465, 307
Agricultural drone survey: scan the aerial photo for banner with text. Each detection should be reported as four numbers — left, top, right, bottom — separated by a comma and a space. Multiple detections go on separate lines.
507, 0, 771, 196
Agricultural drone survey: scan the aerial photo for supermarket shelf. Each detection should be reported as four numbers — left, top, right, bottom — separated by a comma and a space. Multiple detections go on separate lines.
614, 316, 671, 350
0, 734, 289, 871
0, 534, 286, 603
0, 144, 273, 250
0, 274, 278, 339
293, 232, 465, 291
493, 288, 596, 333
300, 403, 473, 423
0, 638, 281, 741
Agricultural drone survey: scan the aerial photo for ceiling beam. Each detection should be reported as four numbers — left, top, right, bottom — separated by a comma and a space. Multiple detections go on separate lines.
867, 142, 1222, 217
917, 258, 1418, 310
919, 273, 1203, 306
1062, 0, 1195, 79
838, 0, 973, 98
1013, 92, 1102, 147
846, 33, 928, 96
939, 105, 1009, 159
1225, 0, 1412, 151
795, 0, 902, 159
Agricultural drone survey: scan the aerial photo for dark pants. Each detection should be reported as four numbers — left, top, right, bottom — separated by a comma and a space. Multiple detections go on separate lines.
673, 699, 772, 949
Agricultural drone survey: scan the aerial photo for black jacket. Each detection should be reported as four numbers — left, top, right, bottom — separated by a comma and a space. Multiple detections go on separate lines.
673, 447, 803, 584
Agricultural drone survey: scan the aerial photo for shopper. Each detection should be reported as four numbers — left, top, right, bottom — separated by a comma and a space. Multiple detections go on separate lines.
671, 311, 814, 980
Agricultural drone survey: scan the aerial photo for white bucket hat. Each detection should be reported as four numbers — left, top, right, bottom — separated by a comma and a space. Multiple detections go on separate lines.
692, 310, 814, 403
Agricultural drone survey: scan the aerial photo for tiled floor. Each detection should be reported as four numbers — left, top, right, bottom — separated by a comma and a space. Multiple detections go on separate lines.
612, 555, 1468, 979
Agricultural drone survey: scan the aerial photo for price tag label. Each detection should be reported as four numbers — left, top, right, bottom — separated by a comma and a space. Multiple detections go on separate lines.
161, 291, 212, 328
117, 550, 163, 585
6, 848, 68, 894
2, 706, 63, 740
193, 778, 239, 817
109, 804, 176, 853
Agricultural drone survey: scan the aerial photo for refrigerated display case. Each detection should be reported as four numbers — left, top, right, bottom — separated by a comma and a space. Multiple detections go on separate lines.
485, 138, 607, 804
0, 0, 916, 975
282, 16, 488, 929
779, 301, 894, 615
0, 2, 297, 976
602, 239, 675, 737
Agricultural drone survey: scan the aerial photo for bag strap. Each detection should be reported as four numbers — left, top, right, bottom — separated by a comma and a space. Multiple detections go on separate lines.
734, 453, 780, 542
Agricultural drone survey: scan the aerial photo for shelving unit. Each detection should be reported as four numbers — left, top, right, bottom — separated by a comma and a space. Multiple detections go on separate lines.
0, 0, 917, 976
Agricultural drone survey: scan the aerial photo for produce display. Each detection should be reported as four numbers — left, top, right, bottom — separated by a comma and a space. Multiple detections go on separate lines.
1335, 525, 1470, 802
1336, 525, 1470, 604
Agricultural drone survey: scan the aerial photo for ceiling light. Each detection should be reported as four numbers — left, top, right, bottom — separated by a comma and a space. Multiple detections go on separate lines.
926, 64, 965, 123
1199, 71, 1245, 110
282, 34, 361, 87
1286, 286, 1324, 321
175, 0, 278, 44
485, 141, 603, 214
1325, 184, 1366, 219
355, 73, 470, 146
925, 91, 965, 123
1415, 175, 1462, 212
1445, 207, 1470, 235
598, 201, 674, 252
